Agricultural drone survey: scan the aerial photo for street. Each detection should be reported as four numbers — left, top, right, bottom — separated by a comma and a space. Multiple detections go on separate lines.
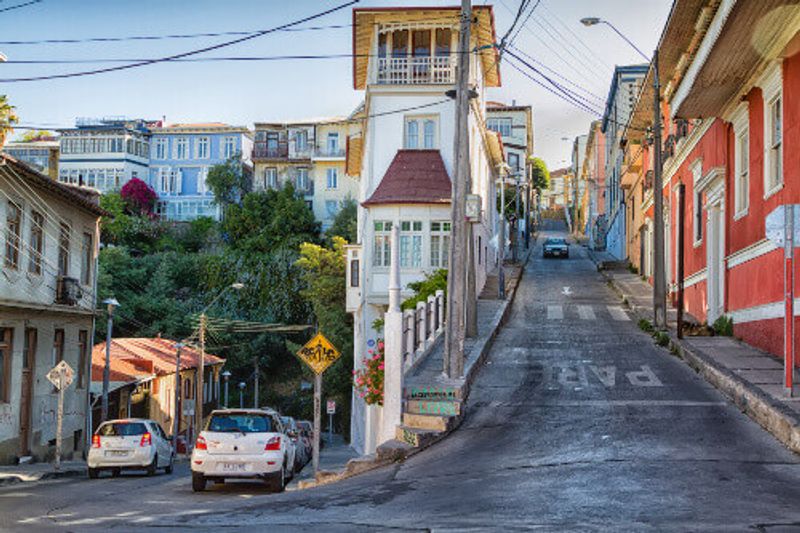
3, 223, 800, 532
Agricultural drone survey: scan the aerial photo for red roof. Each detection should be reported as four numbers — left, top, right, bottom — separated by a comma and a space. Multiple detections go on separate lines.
91, 337, 224, 383
363, 150, 451, 207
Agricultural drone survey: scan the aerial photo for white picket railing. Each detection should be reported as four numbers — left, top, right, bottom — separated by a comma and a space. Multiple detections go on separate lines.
402, 289, 445, 371
377, 56, 455, 85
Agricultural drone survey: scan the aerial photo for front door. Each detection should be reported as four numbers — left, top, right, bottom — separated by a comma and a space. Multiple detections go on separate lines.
19, 329, 35, 456
706, 204, 725, 323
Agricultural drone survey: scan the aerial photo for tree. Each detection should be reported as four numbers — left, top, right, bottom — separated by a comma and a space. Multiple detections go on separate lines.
528, 157, 550, 191
120, 178, 158, 216
0, 96, 18, 149
206, 156, 249, 211
223, 184, 320, 253
20, 130, 53, 142
99, 192, 164, 251
327, 197, 357, 244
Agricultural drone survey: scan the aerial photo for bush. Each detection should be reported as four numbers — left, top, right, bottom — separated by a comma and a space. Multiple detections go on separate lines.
653, 331, 670, 347
637, 318, 654, 333
712, 315, 733, 336
401, 269, 447, 311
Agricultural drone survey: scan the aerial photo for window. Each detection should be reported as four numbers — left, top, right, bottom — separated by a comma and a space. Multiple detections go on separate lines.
81, 233, 93, 285
327, 132, 339, 155
400, 221, 423, 268
5, 201, 21, 270
265, 167, 278, 189
767, 96, 782, 192
326, 200, 339, 218
350, 258, 360, 287
295, 130, 308, 152
52, 329, 64, 367
197, 167, 208, 195
78, 330, 88, 389
58, 223, 70, 276
430, 221, 451, 268
691, 161, 703, 244
223, 136, 236, 159
734, 111, 749, 216
28, 211, 44, 275
373, 220, 392, 267
296, 168, 310, 192
326, 168, 338, 189
176, 138, 188, 159
0, 328, 12, 402
155, 138, 167, 160
405, 116, 438, 149
435, 28, 451, 56
508, 152, 520, 172
160, 169, 182, 194
487, 117, 513, 139
197, 137, 210, 159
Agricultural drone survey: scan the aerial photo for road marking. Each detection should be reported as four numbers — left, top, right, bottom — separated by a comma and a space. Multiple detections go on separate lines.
562, 286, 572, 295
495, 400, 727, 407
577, 305, 596, 320
547, 305, 563, 319
607, 305, 630, 321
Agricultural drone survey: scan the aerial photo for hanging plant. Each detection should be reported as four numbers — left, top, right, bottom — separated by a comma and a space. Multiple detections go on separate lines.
353, 340, 384, 406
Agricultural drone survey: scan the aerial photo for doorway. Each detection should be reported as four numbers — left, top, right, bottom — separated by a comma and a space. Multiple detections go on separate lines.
20, 329, 35, 456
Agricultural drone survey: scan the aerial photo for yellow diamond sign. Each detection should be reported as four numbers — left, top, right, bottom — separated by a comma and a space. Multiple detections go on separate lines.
297, 332, 341, 375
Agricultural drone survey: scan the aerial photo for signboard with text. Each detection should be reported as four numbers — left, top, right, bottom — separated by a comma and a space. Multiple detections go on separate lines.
46, 361, 74, 391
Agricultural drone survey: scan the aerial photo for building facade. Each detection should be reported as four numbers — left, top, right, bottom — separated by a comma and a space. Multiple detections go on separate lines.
58, 118, 154, 194
0, 155, 104, 463
148, 123, 252, 222
3, 137, 60, 180
345, 5, 504, 455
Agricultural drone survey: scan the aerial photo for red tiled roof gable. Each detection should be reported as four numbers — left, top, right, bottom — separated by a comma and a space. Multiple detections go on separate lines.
363, 150, 451, 207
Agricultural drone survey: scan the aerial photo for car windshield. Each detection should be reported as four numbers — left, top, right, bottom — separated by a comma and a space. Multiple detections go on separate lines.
207, 413, 273, 433
546, 238, 566, 245
98, 422, 147, 437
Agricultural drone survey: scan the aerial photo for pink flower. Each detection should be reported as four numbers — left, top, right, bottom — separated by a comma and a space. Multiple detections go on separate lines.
378, 363, 384, 370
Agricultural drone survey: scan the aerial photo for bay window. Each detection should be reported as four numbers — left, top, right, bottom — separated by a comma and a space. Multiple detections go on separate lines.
373, 220, 392, 267
399, 221, 423, 268
430, 221, 451, 268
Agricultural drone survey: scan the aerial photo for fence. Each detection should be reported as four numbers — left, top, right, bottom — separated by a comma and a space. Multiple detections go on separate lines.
401, 289, 445, 372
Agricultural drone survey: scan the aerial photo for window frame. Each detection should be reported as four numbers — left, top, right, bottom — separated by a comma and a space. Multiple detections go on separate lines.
430, 220, 451, 268
399, 220, 423, 269
81, 232, 93, 286
372, 220, 392, 268
28, 210, 44, 275
760, 62, 783, 198
78, 330, 88, 389
404, 115, 439, 150
691, 160, 703, 247
0, 328, 12, 403
196, 136, 210, 159
58, 223, 70, 277
326, 167, 338, 189
5, 200, 22, 270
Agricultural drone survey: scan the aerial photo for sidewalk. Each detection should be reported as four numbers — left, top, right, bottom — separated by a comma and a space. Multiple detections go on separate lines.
288, 434, 358, 490
0, 460, 85, 486
587, 248, 800, 454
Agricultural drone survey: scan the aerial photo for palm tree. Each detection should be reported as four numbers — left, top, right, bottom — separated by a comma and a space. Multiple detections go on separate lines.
0, 95, 19, 149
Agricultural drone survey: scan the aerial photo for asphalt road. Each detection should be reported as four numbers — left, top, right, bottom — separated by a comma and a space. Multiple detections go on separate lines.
4, 221, 800, 532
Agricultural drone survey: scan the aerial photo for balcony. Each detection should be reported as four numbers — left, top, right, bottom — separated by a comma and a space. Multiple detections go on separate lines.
377, 56, 454, 85
313, 147, 346, 159
253, 142, 287, 159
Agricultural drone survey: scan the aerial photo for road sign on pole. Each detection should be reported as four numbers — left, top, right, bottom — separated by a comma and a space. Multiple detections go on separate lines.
326, 400, 336, 445
46, 361, 74, 471
297, 332, 340, 474
766, 204, 799, 397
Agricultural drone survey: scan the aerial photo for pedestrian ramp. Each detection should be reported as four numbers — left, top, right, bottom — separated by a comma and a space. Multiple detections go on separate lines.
532, 304, 631, 322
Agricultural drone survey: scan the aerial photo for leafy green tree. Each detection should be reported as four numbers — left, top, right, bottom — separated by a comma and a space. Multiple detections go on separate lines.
401, 269, 447, 311
179, 216, 217, 253
206, 155, 249, 211
20, 129, 53, 142
99, 192, 164, 251
223, 184, 320, 253
0, 96, 18, 149
528, 156, 550, 191
327, 197, 357, 244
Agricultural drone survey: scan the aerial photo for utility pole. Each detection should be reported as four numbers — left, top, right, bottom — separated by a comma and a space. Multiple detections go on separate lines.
253, 357, 259, 408
652, 50, 667, 329
525, 160, 532, 248
443, 0, 471, 379
196, 314, 206, 435
498, 174, 506, 299
101, 298, 119, 423
172, 343, 183, 452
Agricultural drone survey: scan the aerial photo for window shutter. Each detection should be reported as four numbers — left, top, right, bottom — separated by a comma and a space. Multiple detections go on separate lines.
176, 170, 183, 194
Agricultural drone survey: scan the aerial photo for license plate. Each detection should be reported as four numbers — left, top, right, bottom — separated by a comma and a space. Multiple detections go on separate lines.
105, 450, 129, 457
221, 462, 246, 472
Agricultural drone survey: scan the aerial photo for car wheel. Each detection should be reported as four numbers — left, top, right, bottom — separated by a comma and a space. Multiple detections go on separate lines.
111, 468, 121, 478
165, 455, 174, 475
88, 467, 99, 479
269, 463, 286, 493
191, 472, 206, 492
146, 454, 158, 476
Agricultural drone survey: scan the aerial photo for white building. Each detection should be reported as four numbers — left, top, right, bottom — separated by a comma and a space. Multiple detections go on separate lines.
345, 5, 504, 455
58, 117, 154, 194
0, 154, 104, 463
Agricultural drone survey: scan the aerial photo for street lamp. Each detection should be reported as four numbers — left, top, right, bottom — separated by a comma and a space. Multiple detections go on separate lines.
238, 382, 246, 408
195, 282, 244, 437
581, 16, 667, 329
222, 370, 231, 407
100, 297, 120, 422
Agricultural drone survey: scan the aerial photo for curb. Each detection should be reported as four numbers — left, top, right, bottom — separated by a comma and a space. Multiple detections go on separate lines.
0, 467, 85, 487
587, 251, 800, 455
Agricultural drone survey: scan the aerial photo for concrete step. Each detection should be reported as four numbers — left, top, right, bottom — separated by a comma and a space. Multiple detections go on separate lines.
376, 439, 416, 462
406, 399, 462, 416
402, 413, 452, 432
404, 385, 463, 401
396, 425, 440, 448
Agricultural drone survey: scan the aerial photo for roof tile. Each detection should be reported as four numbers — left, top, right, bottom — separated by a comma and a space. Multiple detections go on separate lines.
363, 150, 451, 207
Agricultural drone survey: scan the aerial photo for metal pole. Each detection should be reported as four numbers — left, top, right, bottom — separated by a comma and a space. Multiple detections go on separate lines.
652, 50, 667, 330
253, 357, 259, 408
499, 175, 506, 299
676, 184, 685, 339
196, 313, 206, 436
101, 308, 114, 423
328, 412, 333, 445
55, 375, 64, 470
526, 162, 532, 248
785, 205, 795, 397
443, 0, 471, 379
239, 383, 244, 408
514, 176, 520, 262
223, 374, 229, 408
172, 344, 182, 452
312, 372, 322, 473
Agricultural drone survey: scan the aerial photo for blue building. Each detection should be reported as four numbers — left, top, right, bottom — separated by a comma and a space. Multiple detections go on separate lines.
148, 123, 252, 221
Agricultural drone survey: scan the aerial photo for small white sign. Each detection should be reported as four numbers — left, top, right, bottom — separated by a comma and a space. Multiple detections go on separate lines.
182, 399, 195, 416
326, 400, 336, 415
46, 360, 74, 391
766, 204, 800, 246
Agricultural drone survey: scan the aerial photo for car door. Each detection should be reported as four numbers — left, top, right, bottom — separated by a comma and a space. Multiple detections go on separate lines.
150, 422, 169, 466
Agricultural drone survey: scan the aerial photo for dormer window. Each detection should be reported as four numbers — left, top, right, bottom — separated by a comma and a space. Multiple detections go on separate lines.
405, 116, 438, 149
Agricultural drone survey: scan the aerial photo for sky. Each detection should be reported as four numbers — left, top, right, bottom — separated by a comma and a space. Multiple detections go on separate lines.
1, 0, 672, 170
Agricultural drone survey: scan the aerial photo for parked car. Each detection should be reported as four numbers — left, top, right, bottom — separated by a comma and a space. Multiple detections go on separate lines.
87, 419, 174, 479
297, 420, 315, 452
191, 409, 294, 492
543, 237, 569, 258
281, 416, 308, 470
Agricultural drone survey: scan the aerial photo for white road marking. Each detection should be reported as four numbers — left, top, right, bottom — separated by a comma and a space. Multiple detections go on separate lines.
500, 400, 727, 407
607, 305, 630, 321
562, 286, 572, 295
547, 305, 563, 320
577, 305, 596, 320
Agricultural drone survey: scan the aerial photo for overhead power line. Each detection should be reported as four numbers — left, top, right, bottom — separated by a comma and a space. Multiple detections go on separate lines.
0, 0, 41, 14
0, 0, 359, 83
2, 53, 373, 65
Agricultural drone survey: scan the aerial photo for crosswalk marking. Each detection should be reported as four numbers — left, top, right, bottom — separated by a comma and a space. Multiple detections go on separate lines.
607, 305, 630, 321
577, 305, 596, 320
547, 305, 563, 320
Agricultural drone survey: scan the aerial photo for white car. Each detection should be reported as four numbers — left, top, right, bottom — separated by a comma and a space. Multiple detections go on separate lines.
190, 409, 295, 492
87, 418, 174, 478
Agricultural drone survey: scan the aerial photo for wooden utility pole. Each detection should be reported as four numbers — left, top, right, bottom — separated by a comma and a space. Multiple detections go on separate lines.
196, 314, 206, 436
443, 0, 471, 379
313, 372, 322, 472
652, 50, 667, 329
172, 343, 182, 452
676, 184, 685, 339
